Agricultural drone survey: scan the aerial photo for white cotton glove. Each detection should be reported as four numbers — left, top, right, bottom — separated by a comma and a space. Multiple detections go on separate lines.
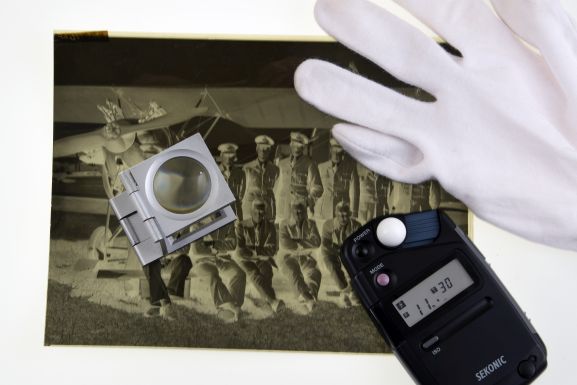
294, 0, 577, 251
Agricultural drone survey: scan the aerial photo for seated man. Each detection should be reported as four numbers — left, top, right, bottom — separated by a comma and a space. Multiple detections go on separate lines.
234, 198, 284, 314
277, 199, 321, 314
189, 223, 246, 323
320, 201, 362, 308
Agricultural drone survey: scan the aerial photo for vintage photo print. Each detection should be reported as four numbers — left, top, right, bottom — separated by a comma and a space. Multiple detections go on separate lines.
47, 34, 469, 352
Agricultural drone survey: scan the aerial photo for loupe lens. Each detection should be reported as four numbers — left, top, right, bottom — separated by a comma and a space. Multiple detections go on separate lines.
153, 156, 211, 214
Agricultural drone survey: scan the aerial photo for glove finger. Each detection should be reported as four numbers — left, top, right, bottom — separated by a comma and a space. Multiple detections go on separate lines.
331, 123, 432, 184
314, 0, 456, 94
490, 0, 577, 96
295, 59, 434, 144
393, 0, 518, 62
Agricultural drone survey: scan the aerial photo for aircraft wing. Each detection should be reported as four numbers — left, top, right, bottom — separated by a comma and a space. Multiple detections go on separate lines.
53, 101, 207, 158
54, 85, 339, 128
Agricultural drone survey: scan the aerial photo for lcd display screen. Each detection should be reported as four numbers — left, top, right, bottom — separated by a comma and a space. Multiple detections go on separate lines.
393, 259, 474, 327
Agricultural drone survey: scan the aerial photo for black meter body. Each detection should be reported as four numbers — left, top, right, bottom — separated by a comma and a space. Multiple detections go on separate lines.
340, 210, 547, 385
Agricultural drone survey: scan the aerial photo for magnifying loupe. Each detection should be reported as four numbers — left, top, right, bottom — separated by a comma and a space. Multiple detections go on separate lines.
153, 156, 211, 214
110, 134, 236, 265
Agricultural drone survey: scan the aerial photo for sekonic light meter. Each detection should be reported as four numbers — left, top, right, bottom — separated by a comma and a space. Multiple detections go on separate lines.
110, 134, 236, 265
341, 211, 547, 385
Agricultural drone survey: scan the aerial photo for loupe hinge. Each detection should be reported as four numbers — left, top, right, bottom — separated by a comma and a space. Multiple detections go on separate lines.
120, 170, 139, 194
144, 217, 164, 242
110, 191, 146, 245
119, 217, 140, 246
109, 190, 137, 220
110, 190, 165, 265
132, 190, 153, 220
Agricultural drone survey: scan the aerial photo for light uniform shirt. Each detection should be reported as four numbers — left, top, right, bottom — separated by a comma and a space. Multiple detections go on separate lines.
242, 159, 279, 221
234, 219, 278, 259
219, 163, 246, 220
279, 218, 321, 252
275, 155, 323, 222
315, 159, 359, 221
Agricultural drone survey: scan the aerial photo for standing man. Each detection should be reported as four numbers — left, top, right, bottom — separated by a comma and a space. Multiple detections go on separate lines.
315, 138, 359, 221
218, 143, 246, 220
357, 163, 391, 223
277, 198, 322, 313
410, 181, 436, 212
234, 198, 284, 314
275, 132, 323, 222
387, 181, 412, 214
388, 180, 436, 214
242, 135, 279, 222
189, 224, 246, 323
320, 201, 361, 308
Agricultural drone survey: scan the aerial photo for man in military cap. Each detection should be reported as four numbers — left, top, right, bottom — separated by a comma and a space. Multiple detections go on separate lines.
242, 135, 279, 222
275, 132, 323, 222
234, 197, 284, 313
320, 201, 362, 307
357, 163, 391, 223
315, 137, 359, 222
277, 198, 321, 313
218, 142, 246, 220
189, 223, 246, 323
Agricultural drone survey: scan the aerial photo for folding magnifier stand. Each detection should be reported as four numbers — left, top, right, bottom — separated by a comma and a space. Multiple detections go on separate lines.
110, 134, 236, 265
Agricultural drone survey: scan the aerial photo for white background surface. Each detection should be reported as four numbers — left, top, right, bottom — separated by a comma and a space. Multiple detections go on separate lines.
1, 0, 577, 384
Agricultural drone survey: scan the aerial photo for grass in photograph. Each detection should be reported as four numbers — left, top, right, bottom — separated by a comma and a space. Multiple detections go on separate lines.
45, 280, 389, 353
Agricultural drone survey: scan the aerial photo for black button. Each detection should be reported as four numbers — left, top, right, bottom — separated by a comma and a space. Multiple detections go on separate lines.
518, 360, 536, 379
353, 242, 372, 258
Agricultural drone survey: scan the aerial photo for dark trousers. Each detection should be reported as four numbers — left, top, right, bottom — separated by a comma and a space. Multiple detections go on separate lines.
237, 259, 277, 303
277, 252, 321, 301
320, 251, 348, 291
192, 256, 246, 308
167, 255, 193, 297
143, 254, 192, 306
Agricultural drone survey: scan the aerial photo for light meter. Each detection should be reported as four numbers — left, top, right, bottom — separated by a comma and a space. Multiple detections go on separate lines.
341, 210, 547, 385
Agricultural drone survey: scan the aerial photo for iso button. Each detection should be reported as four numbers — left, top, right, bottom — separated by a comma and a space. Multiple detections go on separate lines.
376, 217, 406, 248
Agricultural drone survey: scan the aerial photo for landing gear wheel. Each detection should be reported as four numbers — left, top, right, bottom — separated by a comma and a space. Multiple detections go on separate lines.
87, 226, 112, 260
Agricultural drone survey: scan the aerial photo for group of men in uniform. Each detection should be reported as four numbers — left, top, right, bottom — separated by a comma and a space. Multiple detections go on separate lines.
144, 131, 465, 322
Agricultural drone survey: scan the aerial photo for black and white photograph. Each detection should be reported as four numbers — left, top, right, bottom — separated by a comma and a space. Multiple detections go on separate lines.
46, 35, 469, 352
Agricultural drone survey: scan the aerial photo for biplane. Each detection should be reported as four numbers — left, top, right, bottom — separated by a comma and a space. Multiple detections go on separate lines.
51, 85, 341, 275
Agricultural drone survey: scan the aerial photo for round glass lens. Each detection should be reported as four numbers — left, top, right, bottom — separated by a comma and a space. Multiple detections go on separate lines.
153, 156, 212, 214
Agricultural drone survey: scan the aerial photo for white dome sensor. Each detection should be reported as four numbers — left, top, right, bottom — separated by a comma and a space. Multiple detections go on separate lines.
376, 217, 407, 247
